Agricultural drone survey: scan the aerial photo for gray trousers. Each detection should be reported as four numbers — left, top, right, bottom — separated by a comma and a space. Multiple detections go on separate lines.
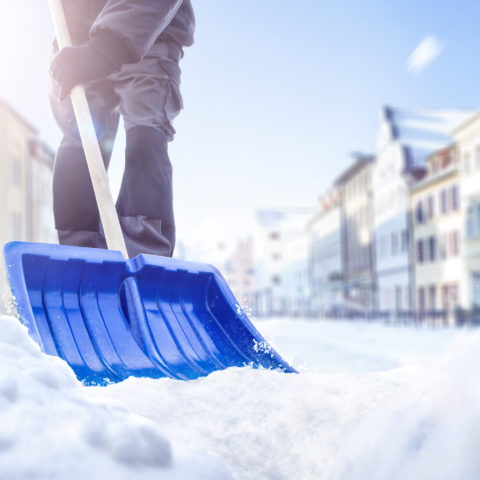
50, 43, 183, 258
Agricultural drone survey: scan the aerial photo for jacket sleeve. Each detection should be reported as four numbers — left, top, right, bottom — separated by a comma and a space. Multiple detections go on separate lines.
90, 0, 184, 64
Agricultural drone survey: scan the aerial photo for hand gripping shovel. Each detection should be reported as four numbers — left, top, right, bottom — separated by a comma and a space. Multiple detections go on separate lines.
3, 0, 296, 384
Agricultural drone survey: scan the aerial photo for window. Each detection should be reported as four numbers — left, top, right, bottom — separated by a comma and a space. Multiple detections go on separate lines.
467, 207, 475, 238
451, 230, 460, 256
417, 239, 424, 263
441, 285, 448, 310
442, 283, 458, 310
428, 236, 436, 262
429, 285, 437, 310
391, 232, 399, 256
269, 232, 280, 241
416, 201, 424, 224
11, 155, 21, 187
451, 185, 459, 211
395, 286, 403, 311
404, 286, 411, 310
418, 287, 426, 312
271, 275, 281, 285
476, 146, 480, 169
427, 195, 434, 219
401, 229, 408, 253
438, 234, 447, 259
472, 273, 480, 308
476, 205, 480, 236
440, 189, 448, 214
381, 235, 388, 259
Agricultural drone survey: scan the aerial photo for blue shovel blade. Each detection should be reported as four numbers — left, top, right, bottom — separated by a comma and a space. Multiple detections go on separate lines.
4, 242, 296, 385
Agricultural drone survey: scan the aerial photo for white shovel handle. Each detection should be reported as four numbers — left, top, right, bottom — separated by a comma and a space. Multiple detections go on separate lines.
48, 0, 128, 259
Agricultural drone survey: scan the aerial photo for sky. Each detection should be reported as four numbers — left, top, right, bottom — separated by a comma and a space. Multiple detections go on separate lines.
0, 1, 479, 259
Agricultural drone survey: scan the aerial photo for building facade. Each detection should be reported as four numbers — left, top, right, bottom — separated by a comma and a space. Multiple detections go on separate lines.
453, 111, 480, 309
372, 107, 414, 313
372, 106, 470, 316
307, 189, 343, 315
253, 209, 314, 317
336, 153, 376, 311
410, 146, 463, 322
221, 237, 256, 309
0, 99, 55, 304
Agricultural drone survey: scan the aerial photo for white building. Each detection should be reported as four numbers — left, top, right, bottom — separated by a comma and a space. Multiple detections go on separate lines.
253, 209, 314, 317
452, 110, 480, 310
0, 99, 55, 305
336, 153, 376, 312
281, 219, 311, 317
307, 189, 343, 315
373, 106, 470, 314
221, 237, 256, 308
410, 145, 462, 324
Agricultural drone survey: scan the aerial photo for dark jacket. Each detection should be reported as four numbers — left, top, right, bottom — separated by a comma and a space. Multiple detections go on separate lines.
62, 0, 194, 63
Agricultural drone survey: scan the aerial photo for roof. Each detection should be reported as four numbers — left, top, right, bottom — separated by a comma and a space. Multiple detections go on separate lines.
334, 153, 374, 186
380, 105, 474, 168
451, 109, 480, 136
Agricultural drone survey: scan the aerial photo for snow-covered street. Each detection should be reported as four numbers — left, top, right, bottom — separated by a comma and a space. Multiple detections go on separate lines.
2, 315, 479, 479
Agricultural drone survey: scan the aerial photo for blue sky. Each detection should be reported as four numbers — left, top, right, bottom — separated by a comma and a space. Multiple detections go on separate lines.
0, 1, 479, 258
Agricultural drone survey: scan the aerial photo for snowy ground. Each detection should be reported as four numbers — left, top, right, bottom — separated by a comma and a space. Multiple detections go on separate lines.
1, 315, 479, 479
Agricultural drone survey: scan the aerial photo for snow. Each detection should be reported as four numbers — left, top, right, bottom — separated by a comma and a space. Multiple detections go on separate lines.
1, 314, 479, 479
0, 315, 232, 480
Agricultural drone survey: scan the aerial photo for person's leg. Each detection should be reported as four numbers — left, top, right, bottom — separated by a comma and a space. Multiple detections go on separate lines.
50, 79, 120, 248
116, 126, 175, 257
114, 45, 183, 258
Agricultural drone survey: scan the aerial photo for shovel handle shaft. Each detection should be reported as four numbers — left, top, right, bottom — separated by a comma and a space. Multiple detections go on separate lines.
48, 0, 129, 259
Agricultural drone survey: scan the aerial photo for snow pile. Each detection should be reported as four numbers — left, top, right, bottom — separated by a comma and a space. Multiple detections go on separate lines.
2, 312, 477, 480
0, 315, 232, 480
88, 364, 410, 480
330, 329, 480, 480
88, 319, 453, 480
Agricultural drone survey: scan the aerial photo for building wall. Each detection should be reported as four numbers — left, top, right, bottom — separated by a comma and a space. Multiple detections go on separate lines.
411, 147, 463, 323
221, 238, 256, 309
307, 200, 343, 315
253, 209, 314, 316
372, 114, 413, 312
337, 156, 376, 311
28, 139, 56, 244
453, 112, 480, 309
0, 100, 55, 306
280, 225, 311, 316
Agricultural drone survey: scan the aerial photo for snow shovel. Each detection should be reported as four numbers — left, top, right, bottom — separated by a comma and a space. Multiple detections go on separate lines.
3, 0, 296, 385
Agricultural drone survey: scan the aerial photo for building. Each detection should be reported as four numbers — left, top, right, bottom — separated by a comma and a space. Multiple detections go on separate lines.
410, 145, 462, 322
253, 209, 314, 317
221, 237, 256, 309
452, 110, 480, 310
28, 138, 56, 244
336, 153, 376, 312
372, 106, 470, 315
280, 218, 311, 317
307, 188, 343, 316
0, 99, 55, 304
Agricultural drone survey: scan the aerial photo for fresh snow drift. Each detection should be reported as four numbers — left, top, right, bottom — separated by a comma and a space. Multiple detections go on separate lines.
0, 315, 232, 480
0, 314, 477, 479
330, 329, 480, 480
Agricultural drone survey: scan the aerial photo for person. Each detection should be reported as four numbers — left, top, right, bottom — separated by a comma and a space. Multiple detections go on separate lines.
49, 0, 195, 258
